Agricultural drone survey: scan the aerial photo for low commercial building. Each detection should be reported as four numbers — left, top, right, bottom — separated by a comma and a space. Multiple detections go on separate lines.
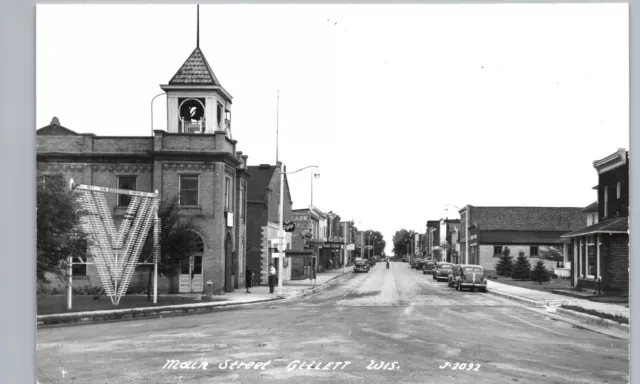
458, 205, 586, 274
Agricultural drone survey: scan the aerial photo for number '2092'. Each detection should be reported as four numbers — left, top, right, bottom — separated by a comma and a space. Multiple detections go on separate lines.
439, 362, 481, 371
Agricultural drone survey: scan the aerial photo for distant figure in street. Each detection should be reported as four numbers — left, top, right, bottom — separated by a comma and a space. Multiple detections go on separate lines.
268, 263, 276, 293
386, 260, 390, 269
329, 259, 333, 270
245, 266, 253, 293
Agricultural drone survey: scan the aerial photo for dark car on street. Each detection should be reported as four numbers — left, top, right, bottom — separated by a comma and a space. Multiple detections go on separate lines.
354, 260, 369, 273
415, 259, 426, 270
452, 264, 487, 292
433, 262, 454, 281
422, 261, 436, 275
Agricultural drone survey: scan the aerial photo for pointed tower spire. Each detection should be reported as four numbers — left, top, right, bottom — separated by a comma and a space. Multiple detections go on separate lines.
196, 4, 200, 48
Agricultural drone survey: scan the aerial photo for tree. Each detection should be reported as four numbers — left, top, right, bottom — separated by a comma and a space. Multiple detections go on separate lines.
531, 260, 550, 284
392, 229, 411, 256
538, 246, 564, 262
36, 174, 88, 283
494, 246, 514, 277
511, 251, 532, 280
363, 230, 386, 257
138, 197, 199, 299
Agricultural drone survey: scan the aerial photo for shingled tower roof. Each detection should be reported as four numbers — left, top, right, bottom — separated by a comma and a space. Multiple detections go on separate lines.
168, 47, 221, 86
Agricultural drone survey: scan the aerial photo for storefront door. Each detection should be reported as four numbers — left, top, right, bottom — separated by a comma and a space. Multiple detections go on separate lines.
179, 255, 203, 293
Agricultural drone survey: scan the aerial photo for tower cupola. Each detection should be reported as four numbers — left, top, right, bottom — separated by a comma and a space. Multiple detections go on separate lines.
160, 5, 233, 137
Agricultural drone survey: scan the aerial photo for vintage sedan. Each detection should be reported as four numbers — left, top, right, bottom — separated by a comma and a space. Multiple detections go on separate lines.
354, 260, 370, 273
452, 264, 487, 292
432, 262, 454, 281
416, 259, 427, 270
422, 261, 436, 275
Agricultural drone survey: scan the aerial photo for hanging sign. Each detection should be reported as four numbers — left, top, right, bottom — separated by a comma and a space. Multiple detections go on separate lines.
283, 221, 296, 232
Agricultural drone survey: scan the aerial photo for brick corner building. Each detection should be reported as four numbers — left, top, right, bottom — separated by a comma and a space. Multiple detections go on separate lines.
562, 148, 629, 292
37, 37, 250, 295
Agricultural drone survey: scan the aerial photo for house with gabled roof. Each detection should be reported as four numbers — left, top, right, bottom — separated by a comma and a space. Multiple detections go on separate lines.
457, 205, 587, 274
561, 149, 629, 292
245, 163, 296, 285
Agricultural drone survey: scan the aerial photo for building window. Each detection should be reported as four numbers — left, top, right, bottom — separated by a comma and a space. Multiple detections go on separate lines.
42, 174, 63, 189
493, 246, 502, 255
72, 239, 88, 276
587, 240, 596, 278
604, 186, 608, 217
117, 176, 136, 207
530, 246, 539, 256
617, 182, 621, 199
217, 103, 223, 127
224, 177, 231, 211
179, 175, 199, 206
239, 186, 245, 221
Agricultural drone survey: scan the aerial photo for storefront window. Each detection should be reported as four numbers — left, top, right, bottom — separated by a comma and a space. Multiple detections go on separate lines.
587, 236, 596, 278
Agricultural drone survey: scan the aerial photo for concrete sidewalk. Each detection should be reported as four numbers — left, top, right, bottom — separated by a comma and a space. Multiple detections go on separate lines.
486, 280, 629, 336
37, 268, 353, 326
487, 280, 629, 318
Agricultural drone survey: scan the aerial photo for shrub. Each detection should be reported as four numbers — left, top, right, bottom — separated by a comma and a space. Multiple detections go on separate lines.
531, 260, 550, 284
495, 247, 514, 277
512, 251, 532, 281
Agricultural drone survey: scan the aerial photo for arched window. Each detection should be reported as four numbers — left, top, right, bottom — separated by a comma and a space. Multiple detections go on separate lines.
192, 233, 204, 253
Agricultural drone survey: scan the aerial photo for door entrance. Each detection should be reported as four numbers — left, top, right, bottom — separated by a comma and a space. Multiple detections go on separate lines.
179, 255, 203, 293
224, 232, 233, 292
178, 234, 204, 293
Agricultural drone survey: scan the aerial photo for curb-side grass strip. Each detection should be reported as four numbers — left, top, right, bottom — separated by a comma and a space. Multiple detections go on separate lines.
560, 304, 629, 324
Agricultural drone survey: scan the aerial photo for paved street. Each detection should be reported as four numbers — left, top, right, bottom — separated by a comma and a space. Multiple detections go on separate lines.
37, 261, 629, 384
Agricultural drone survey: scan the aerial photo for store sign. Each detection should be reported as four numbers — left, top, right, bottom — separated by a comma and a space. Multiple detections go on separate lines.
283, 221, 296, 232
469, 234, 477, 241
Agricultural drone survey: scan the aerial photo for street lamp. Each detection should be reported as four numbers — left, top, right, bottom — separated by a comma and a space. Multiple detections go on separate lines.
310, 167, 320, 207
277, 164, 319, 295
151, 92, 166, 137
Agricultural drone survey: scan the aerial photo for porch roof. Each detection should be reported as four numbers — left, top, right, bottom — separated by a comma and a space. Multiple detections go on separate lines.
561, 217, 628, 238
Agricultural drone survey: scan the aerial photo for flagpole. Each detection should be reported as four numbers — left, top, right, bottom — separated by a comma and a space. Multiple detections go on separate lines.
276, 90, 280, 163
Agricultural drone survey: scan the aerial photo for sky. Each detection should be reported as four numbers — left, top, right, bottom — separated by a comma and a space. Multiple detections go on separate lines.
36, 4, 629, 254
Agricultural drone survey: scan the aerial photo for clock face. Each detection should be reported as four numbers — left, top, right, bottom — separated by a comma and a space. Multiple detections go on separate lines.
179, 99, 205, 122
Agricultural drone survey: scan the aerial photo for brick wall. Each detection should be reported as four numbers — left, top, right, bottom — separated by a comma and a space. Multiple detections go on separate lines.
478, 244, 556, 275
607, 234, 629, 290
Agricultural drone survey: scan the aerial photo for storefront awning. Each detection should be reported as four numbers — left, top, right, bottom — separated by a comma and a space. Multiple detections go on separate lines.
561, 217, 628, 238
284, 249, 314, 256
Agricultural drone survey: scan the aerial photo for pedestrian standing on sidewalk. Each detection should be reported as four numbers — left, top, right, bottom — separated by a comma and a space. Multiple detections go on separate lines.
329, 258, 333, 270
245, 266, 253, 293
268, 262, 276, 293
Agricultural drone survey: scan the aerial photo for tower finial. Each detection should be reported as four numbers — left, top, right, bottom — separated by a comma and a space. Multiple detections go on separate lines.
197, 4, 200, 48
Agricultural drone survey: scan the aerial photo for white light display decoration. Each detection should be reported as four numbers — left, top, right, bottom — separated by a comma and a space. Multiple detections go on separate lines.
74, 184, 160, 306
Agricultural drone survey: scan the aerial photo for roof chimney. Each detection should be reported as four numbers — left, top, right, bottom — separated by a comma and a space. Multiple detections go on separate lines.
51, 117, 60, 126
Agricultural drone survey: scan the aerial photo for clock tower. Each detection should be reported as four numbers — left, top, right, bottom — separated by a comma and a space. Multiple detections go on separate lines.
160, 7, 233, 137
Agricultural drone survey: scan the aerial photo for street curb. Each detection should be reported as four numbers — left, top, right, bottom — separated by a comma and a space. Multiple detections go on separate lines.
37, 271, 354, 328
553, 307, 629, 333
36, 296, 285, 327
487, 288, 629, 335
486, 288, 547, 309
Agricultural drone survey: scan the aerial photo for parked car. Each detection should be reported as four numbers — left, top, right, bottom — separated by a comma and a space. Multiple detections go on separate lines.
354, 260, 370, 273
410, 259, 420, 269
416, 259, 426, 270
433, 262, 454, 281
451, 264, 487, 292
422, 261, 436, 275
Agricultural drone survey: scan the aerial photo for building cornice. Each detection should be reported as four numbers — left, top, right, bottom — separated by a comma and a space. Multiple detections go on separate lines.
593, 148, 627, 175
